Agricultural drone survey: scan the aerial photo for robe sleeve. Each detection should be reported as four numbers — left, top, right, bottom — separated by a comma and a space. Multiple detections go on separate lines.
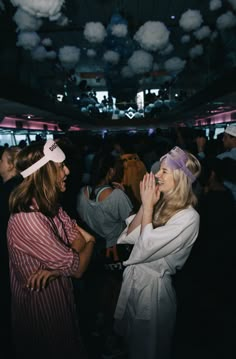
117, 214, 141, 245
123, 208, 200, 265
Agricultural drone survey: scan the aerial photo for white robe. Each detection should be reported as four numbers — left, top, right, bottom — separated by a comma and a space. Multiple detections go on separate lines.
114, 206, 200, 359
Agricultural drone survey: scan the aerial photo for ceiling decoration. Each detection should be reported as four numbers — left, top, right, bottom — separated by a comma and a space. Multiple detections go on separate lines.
0, 0, 236, 130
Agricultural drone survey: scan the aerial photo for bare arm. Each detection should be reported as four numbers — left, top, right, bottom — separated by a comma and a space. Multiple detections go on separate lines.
71, 224, 95, 252
70, 225, 95, 278
71, 231, 87, 252
73, 241, 95, 279
127, 205, 143, 234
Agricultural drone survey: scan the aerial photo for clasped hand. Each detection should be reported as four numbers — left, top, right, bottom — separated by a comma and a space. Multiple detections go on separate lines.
26, 269, 59, 292
140, 172, 160, 210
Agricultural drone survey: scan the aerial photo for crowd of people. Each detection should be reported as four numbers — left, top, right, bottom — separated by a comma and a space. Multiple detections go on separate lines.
0, 124, 236, 359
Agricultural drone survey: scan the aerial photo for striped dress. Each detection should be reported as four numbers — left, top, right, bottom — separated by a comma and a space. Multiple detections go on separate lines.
7, 207, 87, 359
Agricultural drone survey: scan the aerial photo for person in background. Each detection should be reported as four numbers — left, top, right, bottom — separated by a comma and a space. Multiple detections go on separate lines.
76, 151, 133, 357
196, 124, 236, 203
110, 136, 147, 211
57, 136, 83, 220
0, 146, 22, 358
192, 156, 236, 284
18, 139, 27, 148
119, 149, 147, 213
216, 124, 236, 204
114, 146, 201, 359
174, 156, 236, 359
217, 124, 236, 160
7, 140, 95, 359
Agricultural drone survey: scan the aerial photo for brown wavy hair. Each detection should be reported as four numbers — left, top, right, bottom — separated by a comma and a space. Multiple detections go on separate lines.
9, 141, 61, 217
153, 152, 201, 227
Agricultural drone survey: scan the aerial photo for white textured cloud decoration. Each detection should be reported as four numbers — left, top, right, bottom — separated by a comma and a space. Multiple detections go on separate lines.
87, 49, 97, 58
46, 50, 57, 59
189, 44, 204, 58
134, 21, 170, 52
111, 24, 128, 37
103, 51, 120, 65
179, 9, 203, 32
13, 8, 43, 31
193, 26, 211, 40
160, 43, 174, 56
128, 50, 153, 74
84, 22, 107, 43
16, 31, 40, 50
31, 46, 48, 61
41, 38, 53, 47
164, 57, 186, 73
209, 0, 222, 11
181, 34, 191, 44
216, 11, 236, 30
58, 46, 80, 70
10, 0, 64, 18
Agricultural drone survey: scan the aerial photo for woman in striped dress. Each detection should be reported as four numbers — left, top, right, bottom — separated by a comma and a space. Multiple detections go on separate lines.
7, 140, 95, 359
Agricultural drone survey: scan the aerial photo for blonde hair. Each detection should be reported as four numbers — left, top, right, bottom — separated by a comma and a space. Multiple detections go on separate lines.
9, 142, 62, 217
153, 152, 201, 227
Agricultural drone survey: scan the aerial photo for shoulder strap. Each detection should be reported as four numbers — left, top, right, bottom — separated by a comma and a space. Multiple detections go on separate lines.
87, 185, 91, 197
84, 185, 91, 198
95, 185, 112, 202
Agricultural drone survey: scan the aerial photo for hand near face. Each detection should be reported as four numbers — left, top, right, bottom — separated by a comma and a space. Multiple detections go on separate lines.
140, 172, 160, 210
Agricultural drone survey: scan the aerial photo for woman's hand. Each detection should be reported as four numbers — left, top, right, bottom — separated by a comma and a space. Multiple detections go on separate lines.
26, 269, 60, 291
140, 173, 160, 230
140, 172, 160, 211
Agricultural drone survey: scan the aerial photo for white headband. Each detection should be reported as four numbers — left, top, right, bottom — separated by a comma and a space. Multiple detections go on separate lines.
20, 140, 65, 178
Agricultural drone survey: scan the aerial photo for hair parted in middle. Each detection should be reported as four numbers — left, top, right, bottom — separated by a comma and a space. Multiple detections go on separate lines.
9, 141, 62, 217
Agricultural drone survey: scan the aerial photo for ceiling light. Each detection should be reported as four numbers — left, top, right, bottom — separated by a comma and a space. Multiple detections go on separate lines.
57, 94, 64, 102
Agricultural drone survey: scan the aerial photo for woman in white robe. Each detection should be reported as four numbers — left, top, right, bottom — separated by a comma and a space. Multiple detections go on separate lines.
114, 146, 201, 359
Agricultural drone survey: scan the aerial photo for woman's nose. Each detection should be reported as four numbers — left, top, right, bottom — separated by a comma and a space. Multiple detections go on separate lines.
64, 165, 70, 175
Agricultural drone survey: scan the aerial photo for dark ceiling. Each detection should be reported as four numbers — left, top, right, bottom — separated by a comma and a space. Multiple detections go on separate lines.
0, 0, 236, 131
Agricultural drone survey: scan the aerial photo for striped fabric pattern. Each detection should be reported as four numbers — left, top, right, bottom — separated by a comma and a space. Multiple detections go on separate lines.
7, 207, 87, 358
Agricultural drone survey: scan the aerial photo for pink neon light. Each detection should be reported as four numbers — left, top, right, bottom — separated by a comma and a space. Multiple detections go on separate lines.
194, 110, 236, 126
0, 116, 81, 132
